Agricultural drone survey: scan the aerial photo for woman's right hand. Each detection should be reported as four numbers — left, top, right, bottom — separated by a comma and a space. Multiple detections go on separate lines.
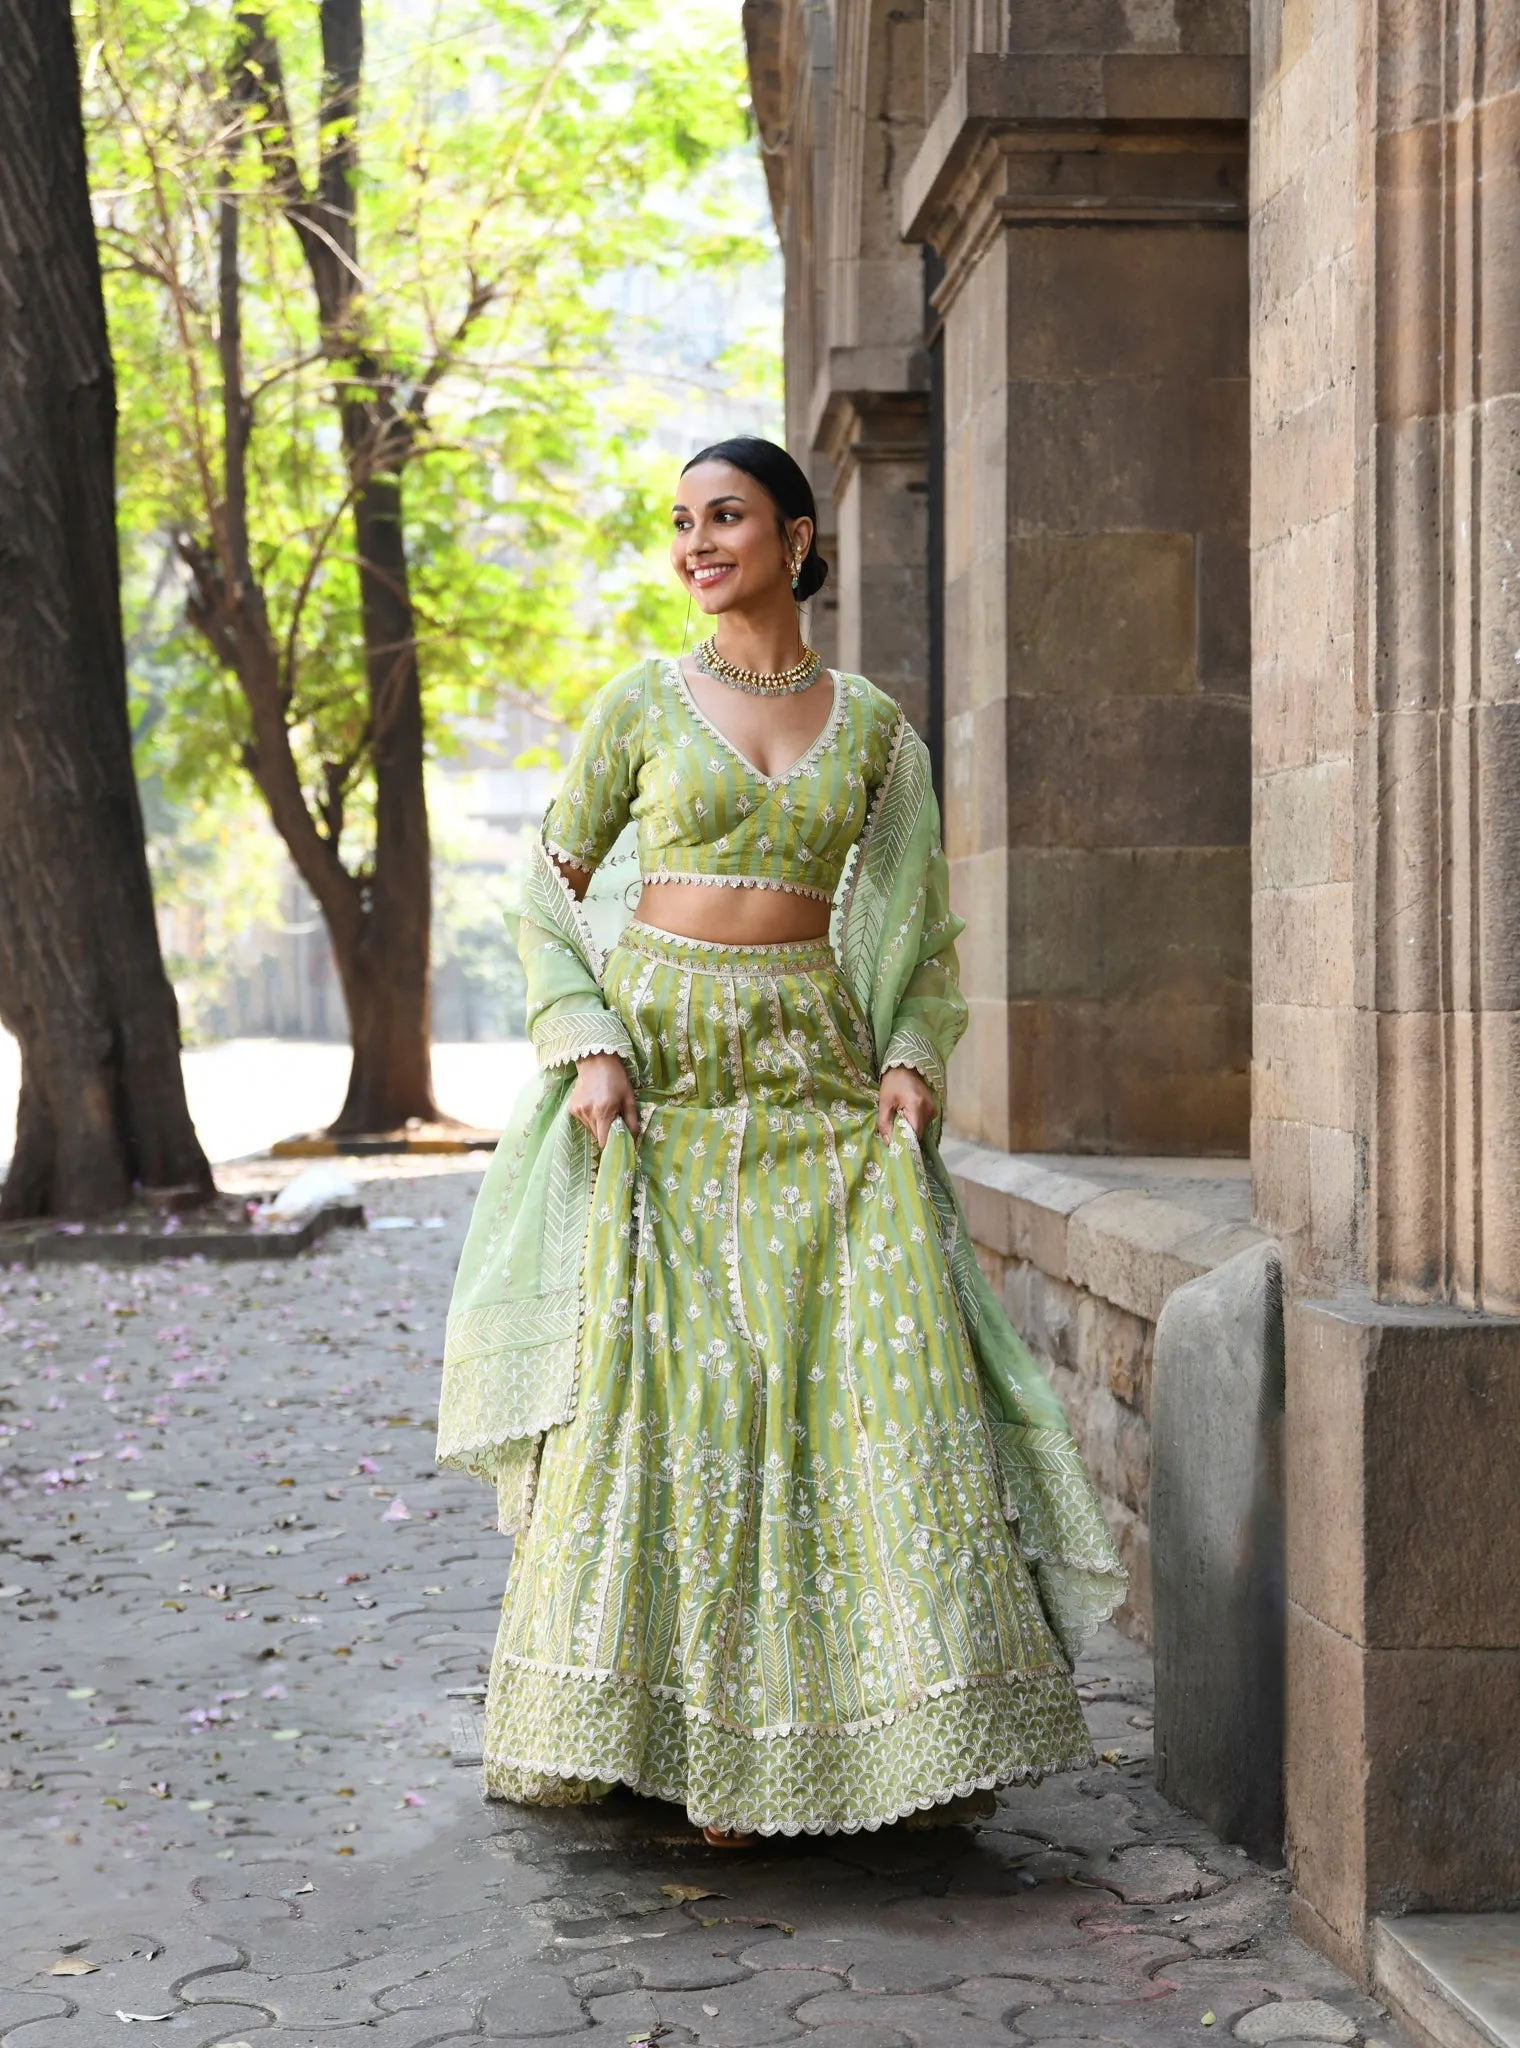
568, 1051, 639, 1146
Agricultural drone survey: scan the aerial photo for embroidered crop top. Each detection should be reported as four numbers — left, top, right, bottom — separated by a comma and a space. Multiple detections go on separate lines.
541, 657, 903, 903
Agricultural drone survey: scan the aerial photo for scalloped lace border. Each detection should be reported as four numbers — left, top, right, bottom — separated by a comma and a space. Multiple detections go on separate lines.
642, 869, 834, 902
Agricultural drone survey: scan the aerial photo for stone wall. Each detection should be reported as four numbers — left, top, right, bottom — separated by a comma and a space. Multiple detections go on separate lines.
902, 41, 1254, 1160
945, 1140, 1264, 1645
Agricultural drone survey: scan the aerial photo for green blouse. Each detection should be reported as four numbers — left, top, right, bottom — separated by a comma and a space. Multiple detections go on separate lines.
529, 656, 958, 1100
542, 658, 902, 904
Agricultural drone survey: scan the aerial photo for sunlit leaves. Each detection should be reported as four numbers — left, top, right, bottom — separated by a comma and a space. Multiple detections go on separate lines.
83, 0, 771, 877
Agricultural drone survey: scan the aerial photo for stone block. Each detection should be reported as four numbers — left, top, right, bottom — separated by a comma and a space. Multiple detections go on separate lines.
1251, 1002, 1355, 1134
1362, 1646, 1520, 1914
1005, 376, 1201, 534
1003, 699, 1250, 849
1006, 532, 1197, 699
1472, 701, 1520, 998
1373, 122, 1445, 426
1004, 228, 1248, 384
1252, 886, 1354, 1009
1151, 1239, 1286, 1865
1252, 762, 1351, 891
1371, 1913, 1520, 2048
1284, 1600, 1367, 1964
1102, 54, 1250, 118
1251, 514, 1356, 773
1197, 529, 1251, 691
1286, 1297, 1520, 1651
1477, 395, 1520, 707
1251, 377, 1356, 540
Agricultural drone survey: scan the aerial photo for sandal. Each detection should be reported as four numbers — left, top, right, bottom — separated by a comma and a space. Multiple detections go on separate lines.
702, 1824, 758, 1849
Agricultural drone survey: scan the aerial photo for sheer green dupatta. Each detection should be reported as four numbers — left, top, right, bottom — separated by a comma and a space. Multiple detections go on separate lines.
836, 721, 1127, 1660
435, 832, 640, 1532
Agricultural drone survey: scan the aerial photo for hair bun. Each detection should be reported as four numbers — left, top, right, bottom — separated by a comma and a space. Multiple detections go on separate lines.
796, 548, 829, 603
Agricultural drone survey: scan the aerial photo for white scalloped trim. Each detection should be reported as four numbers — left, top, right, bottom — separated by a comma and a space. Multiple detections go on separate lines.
641, 868, 834, 902
544, 833, 596, 871
531, 1008, 634, 1073
621, 922, 837, 962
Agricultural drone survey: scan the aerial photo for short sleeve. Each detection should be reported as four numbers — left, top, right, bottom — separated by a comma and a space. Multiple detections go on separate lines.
541, 666, 645, 872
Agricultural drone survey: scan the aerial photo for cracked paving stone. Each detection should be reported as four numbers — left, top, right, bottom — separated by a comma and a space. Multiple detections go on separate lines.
735, 1942, 854, 1978
947, 1978, 1057, 2022
788, 2029, 912, 2048
0, 1993, 72, 2034
629, 1942, 757, 1993
793, 1990, 1027, 2048
1085, 1845, 1228, 1905
1232, 1999, 1360, 2044
478, 1973, 592, 2037
651, 1969, 844, 2046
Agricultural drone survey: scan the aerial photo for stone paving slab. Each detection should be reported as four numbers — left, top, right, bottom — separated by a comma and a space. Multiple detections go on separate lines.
1, 1157, 1396, 2048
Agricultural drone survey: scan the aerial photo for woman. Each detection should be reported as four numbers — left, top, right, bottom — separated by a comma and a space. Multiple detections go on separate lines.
438, 437, 1124, 1844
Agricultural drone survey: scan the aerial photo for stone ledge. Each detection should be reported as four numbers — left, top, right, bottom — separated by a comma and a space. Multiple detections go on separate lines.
1372, 1915, 1520, 2048
903, 51, 1249, 242
940, 1136, 1261, 1324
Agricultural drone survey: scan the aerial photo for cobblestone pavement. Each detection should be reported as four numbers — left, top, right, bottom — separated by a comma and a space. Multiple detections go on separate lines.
1, 1159, 1394, 2048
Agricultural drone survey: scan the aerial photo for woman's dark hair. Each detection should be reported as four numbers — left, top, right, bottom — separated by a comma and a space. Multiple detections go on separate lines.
681, 436, 830, 603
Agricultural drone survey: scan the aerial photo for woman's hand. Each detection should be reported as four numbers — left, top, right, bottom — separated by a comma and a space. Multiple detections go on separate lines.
877, 1064, 937, 1141
568, 1051, 639, 1147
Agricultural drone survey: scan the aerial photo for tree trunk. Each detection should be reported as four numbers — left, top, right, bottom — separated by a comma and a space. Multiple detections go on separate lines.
0, 1, 213, 1220
328, 464, 440, 1133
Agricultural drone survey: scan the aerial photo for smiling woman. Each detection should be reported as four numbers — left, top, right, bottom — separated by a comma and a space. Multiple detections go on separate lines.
437, 437, 1126, 1846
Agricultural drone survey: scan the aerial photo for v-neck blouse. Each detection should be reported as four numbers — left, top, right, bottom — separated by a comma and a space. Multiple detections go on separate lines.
541, 657, 904, 902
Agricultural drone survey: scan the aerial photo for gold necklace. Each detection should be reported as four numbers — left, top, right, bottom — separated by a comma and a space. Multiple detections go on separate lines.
694, 633, 822, 696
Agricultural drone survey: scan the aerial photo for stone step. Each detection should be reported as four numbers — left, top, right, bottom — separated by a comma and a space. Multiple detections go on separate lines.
1373, 1916, 1520, 2048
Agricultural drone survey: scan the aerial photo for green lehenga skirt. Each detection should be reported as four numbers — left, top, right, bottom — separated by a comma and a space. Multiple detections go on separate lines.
485, 923, 1093, 1834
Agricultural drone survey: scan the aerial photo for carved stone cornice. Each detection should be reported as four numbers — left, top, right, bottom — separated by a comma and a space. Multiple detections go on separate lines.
901, 53, 1247, 317
807, 344, 929, 478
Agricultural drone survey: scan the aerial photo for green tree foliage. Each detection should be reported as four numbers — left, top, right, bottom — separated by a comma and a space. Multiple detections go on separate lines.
82, 0, 763, 1117
91, 0, 757, 772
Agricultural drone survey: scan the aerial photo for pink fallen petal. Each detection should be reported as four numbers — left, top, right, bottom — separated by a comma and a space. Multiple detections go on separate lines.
381, 1498, 411, 1523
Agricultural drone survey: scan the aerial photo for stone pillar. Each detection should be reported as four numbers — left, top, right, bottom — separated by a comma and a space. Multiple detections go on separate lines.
1253, 0, 1520, 1977
903, 46, 1252, 1157
816, 371, 931, 733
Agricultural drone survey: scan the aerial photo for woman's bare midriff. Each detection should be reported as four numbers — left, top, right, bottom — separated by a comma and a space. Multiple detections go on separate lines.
634, 879, 832, 944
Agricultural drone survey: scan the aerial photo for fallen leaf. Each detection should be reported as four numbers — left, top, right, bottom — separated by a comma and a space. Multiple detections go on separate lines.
66, 1686, 97, 1700
124, 1490, 156, 1503
294, 1881, 315, 1894
660, 1884, 723, 1902
335, 1845, 355, 1855
270, 1728, 302, 1741
1201, 2016, 1216, 2029
50, 1959, 99, 1976
702, 2006, 719, 2018
187, 1799, 215, 1812
152, 1539, 176, 1553
115, 2013, 175, 2024
1098, 1749, 1127, 1765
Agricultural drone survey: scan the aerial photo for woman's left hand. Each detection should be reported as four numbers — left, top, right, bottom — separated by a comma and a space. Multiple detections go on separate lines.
877, 1064, 937, 1141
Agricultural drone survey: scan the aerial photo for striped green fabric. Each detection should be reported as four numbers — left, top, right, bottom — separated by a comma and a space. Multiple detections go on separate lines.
542, 659, 901, 903
484, 925, 1094, 1836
